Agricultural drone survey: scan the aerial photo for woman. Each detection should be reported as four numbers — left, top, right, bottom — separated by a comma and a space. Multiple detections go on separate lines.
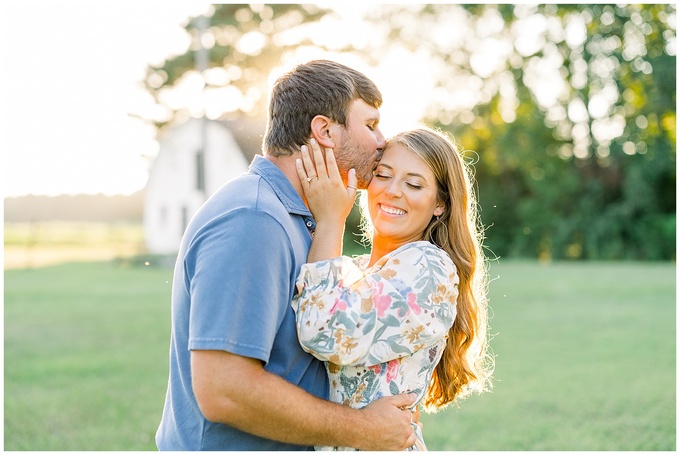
292, 128, 493, 450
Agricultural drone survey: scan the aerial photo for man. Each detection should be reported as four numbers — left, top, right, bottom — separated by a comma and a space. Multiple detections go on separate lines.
155, 60, 417, 450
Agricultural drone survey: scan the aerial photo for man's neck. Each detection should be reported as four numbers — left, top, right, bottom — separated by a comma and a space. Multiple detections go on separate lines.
265, 153, 307, 206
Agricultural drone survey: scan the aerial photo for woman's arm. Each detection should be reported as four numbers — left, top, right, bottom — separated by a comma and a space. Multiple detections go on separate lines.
294, 243, 459, 366
295, 138, 357, 262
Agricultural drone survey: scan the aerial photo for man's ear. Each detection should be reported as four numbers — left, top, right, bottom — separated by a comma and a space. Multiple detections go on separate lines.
310, 115, 336, 148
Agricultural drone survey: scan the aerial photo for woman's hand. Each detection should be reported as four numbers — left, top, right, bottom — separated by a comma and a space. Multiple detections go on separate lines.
296, 138, 357, 226
296, 138, 358, 261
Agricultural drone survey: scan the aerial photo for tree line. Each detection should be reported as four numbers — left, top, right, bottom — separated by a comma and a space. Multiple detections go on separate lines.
144, 4, 676, 260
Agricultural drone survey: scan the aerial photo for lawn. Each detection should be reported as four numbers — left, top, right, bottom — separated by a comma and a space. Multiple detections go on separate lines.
4, 259, 676, 450
4, 222, 145, 270
4, 260, 173, 450
420, 260, 676, 450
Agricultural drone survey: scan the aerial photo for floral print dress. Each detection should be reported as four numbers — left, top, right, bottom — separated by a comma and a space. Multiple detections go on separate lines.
292, 241, 459, 451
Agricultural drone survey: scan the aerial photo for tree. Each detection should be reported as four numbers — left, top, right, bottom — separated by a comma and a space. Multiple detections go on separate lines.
144, 4, 676, 260
143, 4, 328, 129
361, 4, 676, 259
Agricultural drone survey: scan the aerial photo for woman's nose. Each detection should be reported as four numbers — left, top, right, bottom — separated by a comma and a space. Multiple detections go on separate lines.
385, 181, 402, 198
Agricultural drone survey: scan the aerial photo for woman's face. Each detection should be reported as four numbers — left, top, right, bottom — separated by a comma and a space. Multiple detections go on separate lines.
367, 143, 444, 246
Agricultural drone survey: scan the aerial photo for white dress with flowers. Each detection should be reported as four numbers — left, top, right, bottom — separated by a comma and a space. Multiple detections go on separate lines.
292, 241, 459, 451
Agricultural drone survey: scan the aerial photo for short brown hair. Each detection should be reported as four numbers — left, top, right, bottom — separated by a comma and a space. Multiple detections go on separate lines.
262, 60, 382, 157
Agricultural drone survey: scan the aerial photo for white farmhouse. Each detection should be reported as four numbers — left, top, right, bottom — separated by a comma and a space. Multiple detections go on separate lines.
144, 117, 257, 254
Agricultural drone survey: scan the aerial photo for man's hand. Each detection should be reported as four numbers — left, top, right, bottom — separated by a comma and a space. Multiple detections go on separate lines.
353, 393, 418, 451
412, 406, 423, 431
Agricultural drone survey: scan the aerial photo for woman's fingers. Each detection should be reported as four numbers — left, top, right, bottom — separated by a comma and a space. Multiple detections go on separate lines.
324, 145, 340, 182
309, 138, 328, 180
346, 168, 358, 196
298, 139, 356, 223
295, 155, 309, 186
305, 139, 357, 197
300, 144, 316, 181
300, 139, 353, 195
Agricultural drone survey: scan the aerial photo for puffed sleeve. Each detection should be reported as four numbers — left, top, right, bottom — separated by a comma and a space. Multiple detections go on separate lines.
292, 242, 459, 367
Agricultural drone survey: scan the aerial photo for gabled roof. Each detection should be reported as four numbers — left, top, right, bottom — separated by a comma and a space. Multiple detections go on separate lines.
219, 114, 267, 163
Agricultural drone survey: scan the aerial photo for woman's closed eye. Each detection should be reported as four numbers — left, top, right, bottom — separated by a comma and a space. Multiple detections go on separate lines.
373, 172, 424, 189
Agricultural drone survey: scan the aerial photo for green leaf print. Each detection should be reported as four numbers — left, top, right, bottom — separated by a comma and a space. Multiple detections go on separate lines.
389, 380, 401, 396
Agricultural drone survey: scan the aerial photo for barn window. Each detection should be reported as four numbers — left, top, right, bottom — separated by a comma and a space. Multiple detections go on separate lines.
196, 149, 205, 192
181, 206, 189, 236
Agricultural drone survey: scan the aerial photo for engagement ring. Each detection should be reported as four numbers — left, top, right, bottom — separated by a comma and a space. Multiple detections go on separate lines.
307, 176, 317, 182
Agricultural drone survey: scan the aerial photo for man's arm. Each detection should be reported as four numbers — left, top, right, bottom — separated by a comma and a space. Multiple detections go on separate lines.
192, 350, 416, 450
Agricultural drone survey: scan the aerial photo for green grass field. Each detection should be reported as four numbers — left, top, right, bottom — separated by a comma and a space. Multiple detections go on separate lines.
4, 259, 676, 450
4, 222, 145, 269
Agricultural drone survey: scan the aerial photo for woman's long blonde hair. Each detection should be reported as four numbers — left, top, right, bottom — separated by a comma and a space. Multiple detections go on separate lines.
361, 127, 493, 410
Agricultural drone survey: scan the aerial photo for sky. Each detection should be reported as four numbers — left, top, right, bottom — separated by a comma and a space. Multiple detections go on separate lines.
1, 1, 213, 197
1, 1, 435, 198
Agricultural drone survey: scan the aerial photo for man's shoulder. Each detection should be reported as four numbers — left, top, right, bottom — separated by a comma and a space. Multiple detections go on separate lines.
202, 173, 286, 221
187, 173, 303, 243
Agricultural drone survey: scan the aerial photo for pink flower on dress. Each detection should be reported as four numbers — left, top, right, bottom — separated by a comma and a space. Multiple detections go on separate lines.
368, 364, 382, 375
407, 292, 421, 315
386, 359, 399, 383
330, 298, 347, 314
373, 282, 392, 317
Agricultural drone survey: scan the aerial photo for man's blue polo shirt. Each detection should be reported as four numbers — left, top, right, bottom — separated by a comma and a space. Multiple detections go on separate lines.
156, 155, 328, 451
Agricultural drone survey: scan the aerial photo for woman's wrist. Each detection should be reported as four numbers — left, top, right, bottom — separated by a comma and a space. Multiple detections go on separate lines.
308, 220, 345, 262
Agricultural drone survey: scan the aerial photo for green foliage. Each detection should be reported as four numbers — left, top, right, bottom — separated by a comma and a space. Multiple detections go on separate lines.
4, 260, 675, 450
144, 4, 329, 128
145, 4, 676, 260
399, 4, 677, 260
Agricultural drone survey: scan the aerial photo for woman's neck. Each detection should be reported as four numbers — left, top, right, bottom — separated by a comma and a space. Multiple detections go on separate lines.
368, 235, 422, 267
